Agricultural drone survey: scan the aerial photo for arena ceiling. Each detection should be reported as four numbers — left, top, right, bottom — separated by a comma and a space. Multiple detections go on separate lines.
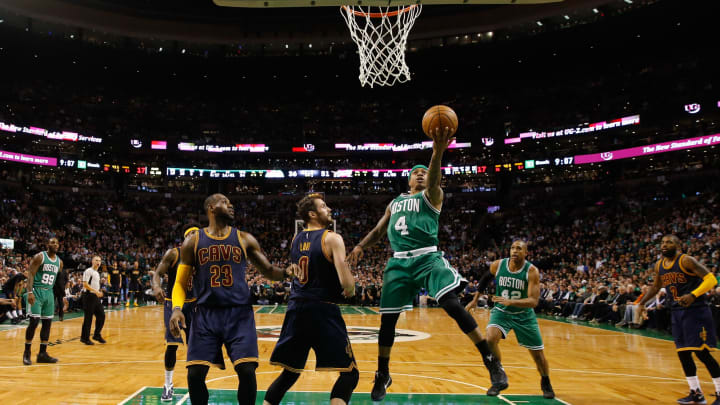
0, 0, 621, 44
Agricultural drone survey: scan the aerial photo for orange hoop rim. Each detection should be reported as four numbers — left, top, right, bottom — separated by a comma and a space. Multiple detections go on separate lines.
341, 4, 418, 18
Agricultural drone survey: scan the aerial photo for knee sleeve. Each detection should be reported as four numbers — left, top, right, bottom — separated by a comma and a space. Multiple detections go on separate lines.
678, 350, 697, 377
25, 317, 40, 342
264, 369, 300, 405
439, 293, 478, 334
696, 350, 720, 378
165, 345, 178, 370
234, 362, 258, 405
379, 313, 400, 348
187, 364, 210, 404
40, 319, 52, 342
331, 368, 359, 404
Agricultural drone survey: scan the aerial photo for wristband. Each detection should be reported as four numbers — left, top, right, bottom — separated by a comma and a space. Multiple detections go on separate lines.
173, 306, 182, 311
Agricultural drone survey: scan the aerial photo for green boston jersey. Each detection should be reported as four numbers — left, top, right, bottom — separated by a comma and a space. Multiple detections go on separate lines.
494, 258, 532, 314
387, 191, 440, 252
33, 251, 60, 290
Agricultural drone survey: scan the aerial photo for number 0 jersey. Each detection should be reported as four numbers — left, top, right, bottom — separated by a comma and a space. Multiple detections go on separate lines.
494, 258, 532, 314
657, 254, 707, 310
387, 191, 440, 253
289, 229, 343, 303
193, 227, 249, 307
34, 251, 60, 291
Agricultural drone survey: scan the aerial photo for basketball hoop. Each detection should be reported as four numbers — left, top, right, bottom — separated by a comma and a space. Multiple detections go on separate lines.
340, 4, 422, 88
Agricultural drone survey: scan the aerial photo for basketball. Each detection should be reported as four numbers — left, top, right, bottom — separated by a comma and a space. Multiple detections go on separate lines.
422, 105, 458, 138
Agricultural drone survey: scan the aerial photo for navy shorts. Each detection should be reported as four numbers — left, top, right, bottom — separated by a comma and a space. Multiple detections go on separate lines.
108, 286, 120, 295
672, 306, 718, 351
164, 299, 195, 345
269, 299, 357, 373
187, 305, 258, 369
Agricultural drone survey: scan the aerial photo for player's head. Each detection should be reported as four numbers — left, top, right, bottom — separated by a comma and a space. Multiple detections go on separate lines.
297, 194, 332, 228
408, 165, 428, 191
204, 193, 234, 223
510, 240, 528, 261
183, 222, 201, 238
660, 234, 681, 258
92, 255, 101, 269
47, 237, 59, 254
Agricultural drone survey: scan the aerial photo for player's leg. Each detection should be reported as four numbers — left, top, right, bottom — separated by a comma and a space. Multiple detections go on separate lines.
674, 309, 708, 404
373, 260, 415, 401
308, 301, 359, 404
427, 254, 508, 394
23, 296, 40, 365
266, 301, 311, 404
484, 308, 511, 395
485, 324, 504, 362
264, 369, 301, 405
223, 306, 260, 405
162, 300, 183, 401
35, 290, 58, 362
693, 306, 720, 403
186, 306, 226, 405
187, 365, 210, 405
513, 311, 554, 398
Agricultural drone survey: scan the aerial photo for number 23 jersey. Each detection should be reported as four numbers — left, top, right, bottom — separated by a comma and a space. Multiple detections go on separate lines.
193, 227, 249, 307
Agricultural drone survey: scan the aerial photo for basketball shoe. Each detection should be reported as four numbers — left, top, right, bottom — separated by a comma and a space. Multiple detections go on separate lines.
371, 371, 392, 401
677, 389, 706, 405
161, 383, 174, 402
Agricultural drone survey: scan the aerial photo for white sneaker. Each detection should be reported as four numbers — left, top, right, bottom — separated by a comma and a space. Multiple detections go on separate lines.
161, 384, 174, 402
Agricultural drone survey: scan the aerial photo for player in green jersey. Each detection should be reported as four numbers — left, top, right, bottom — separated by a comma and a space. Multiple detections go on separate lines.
466, 240, 555, 398
347, 127, 507, 400
23, 237, 63, 365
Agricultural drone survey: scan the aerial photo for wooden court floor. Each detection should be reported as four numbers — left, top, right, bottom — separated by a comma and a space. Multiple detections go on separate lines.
0, 304, 712, 404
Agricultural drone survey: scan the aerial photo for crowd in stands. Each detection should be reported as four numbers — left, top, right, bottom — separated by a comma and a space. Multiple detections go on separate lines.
2, 167, 719, 342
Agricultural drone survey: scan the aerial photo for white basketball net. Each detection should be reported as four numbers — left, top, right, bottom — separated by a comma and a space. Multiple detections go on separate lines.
340, 4, 422, 88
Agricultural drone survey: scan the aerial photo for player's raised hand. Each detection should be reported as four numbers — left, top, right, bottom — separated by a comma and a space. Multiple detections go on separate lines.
169, 309, 186, 338
346, 246, 364, 268
430, 126, 456, 152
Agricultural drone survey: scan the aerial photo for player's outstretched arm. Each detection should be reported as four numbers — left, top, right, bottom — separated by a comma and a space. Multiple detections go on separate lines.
637, 265, 662, 311
241, 231, 292, 281
326, 232, 355, 298
25, 253, 43, 305
465, 261, 499, 311
677, 255, 717, 307
152, 248, 177, 302
170, 232, 197, 337
425, 126, 455, 208
347, 204, 392, 267
493, 265, 541, 308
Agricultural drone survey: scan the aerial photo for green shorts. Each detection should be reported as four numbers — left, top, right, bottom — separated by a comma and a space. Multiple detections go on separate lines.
379, 252, 464, 314
26, 288, 55, 319
488, 307, 544, 350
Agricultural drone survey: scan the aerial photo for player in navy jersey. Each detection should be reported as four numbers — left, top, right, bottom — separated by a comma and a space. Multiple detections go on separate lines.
264, 194, 358, 405
169, 194, 295, 405
152, 222, 200, 402
638, 235, 720, 405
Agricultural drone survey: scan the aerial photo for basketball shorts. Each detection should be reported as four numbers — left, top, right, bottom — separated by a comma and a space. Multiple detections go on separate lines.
487, 307, 544, 350
128, 281, 140, 293
26, 288, 55, 319
379, 252, 465, 314
270, 299, 357, 373
109, 285, 121, 295
672, 306, 718, 352
164, 299, 195, 345
187, 305, 258, 369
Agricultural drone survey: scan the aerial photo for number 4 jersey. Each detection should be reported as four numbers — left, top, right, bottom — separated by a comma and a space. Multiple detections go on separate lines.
494, 258, 533, 314
387, 191, 440, 253
34, 251, 60, 291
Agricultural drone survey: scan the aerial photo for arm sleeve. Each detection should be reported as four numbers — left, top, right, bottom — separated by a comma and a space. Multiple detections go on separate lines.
171, 264, 191, 308
691, 273, 718, 298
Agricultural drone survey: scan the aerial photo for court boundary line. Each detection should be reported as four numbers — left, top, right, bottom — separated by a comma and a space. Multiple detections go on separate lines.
535, 313, 672, 343
118, 385, 148, 405
135, 386, 566, 405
